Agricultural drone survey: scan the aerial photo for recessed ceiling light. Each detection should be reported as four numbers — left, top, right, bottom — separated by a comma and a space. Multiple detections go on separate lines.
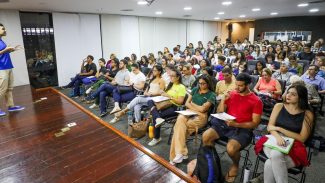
184, 6, 192, 11
252, 8, 260, 12
214, 17, 220, 20
298, 3, 309, 7
137, 1, 148, 5
155, 11, 163, 15
222, 1, 232, 6
270, 12, 278, 15
239, 15, 246, 18
218, 12, 225, 15
309, 8, 319, 13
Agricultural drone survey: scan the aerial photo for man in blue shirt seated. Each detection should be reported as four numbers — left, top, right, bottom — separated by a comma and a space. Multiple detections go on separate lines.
301, 64, 325, 95
0, 23, 25, 116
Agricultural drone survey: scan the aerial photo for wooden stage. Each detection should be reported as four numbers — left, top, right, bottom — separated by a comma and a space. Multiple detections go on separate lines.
0, 85, 195, 183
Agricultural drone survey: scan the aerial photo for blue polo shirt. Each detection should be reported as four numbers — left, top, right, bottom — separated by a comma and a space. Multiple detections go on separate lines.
0, 38, 14, 70
301, 74, 325, 91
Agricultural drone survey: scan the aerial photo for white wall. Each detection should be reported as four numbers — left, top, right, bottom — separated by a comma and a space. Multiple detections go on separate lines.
0, 10, 30, 87
53, 13, 102, 86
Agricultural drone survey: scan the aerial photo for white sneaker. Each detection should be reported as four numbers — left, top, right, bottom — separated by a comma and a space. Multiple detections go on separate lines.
148, 138, 161, 146
86, 88, 92, 94
110, 106, 121, 114
155, 118, 165, 128
89, 104, 97, 109
109, 117, 120, 124
169, 161, 175, 166
172, 154, 188, 164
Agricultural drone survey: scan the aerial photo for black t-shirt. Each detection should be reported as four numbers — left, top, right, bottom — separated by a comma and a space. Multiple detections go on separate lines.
83, 63, 97, 76
298, 52, 315, 62
107, 68, 119, 81
99, 66, 107, 75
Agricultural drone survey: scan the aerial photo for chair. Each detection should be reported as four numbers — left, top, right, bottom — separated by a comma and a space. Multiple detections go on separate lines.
297, 60, 310, 74
249, 75, 260, 91
277, 79, 286, 95
247, 60, 259, 73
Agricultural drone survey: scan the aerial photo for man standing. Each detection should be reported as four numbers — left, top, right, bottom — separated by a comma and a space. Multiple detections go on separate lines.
0, 23, 25, 116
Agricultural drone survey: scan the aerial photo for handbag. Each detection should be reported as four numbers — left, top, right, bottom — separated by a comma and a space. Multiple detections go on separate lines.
128, 120, 149, 139
117, 85, 133, 94
155, 100, 173, 110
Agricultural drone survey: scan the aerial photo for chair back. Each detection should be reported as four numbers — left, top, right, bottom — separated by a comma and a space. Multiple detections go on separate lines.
247, 60, 259, 73
297, 60, 310, 74
250, 75, 260, 91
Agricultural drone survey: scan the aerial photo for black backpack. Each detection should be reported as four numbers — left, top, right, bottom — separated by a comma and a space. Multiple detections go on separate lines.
193, 144, 224, 183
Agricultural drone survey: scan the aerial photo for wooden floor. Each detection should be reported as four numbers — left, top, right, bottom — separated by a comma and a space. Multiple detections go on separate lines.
0, 85, 192, 183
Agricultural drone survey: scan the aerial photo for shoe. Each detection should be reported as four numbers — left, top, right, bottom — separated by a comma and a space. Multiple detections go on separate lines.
72, 95, 79, 99
169, 161, 175, 166
60, 86, 68, 89
148, 138, 161, 146
89, 104, 97, 109
100, 111, 108, 117
109, 117, 120, 124
115, 110, 126, 118
172, 154, 188, 164
85, 88, 92, 94
110, 106, 121, 114
155, 118, 165, 128
8, 106, 25, 112
0, 110, 6, 116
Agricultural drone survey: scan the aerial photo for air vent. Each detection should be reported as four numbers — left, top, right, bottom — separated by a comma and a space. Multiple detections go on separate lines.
225, 19, 232, 20
0, 0, 10, 2
183, 15, 192, 17
121, 9, 134, 12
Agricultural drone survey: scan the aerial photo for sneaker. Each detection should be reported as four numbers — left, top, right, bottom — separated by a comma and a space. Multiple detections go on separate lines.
169, 161, 175, 166
148, 138, 161, 146
0, 110, 6, 116
110, 106, 121, 114
172, 154, 188, 164
89, 104, 98, 109
109, 117, 120, 124
100, 111, 108, 117
85, 88, 92, 94
155, 118, 165, 128
8, 106, 25, 112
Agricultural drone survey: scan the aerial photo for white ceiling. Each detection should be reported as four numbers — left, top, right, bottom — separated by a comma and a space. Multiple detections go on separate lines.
1, 0, 325, 21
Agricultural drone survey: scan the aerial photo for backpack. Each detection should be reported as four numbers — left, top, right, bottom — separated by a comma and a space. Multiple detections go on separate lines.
193, 144, 223, 183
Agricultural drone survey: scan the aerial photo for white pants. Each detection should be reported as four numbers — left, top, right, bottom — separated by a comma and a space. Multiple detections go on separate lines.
263, 147, 296, 183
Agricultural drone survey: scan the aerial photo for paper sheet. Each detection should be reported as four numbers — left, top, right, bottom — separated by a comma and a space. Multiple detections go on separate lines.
211, 112, 236, 121
175, 110, 198, 116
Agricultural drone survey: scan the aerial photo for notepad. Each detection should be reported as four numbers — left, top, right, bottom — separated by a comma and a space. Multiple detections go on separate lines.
211, 112, 236, 121
150, 96, 170, 102
264, 135, 294, 154
175, 110, 198, 116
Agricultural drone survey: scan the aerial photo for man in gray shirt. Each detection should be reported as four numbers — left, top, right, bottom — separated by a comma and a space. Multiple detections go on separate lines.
181, 64, 195, 89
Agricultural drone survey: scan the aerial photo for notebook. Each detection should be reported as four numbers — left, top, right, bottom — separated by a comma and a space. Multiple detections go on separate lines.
264, 135, 294, 154
175, 110, 198, 116
150, 96, 170, 102
211, 112, 236, 121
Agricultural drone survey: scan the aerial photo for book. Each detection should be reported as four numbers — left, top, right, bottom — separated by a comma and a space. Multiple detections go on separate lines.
211, 112, 236, 121
175, 110, 198, 116
264, 135, 294, 154
150, 96, 170, 102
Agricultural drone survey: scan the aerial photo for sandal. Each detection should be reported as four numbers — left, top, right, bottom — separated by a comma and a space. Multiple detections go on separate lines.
224, 172, 237, 183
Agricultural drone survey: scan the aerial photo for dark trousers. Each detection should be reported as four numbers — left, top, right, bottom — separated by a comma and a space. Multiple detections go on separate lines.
147, 100, 178, 139
112, 90, 136, 103
67, 74, 86, 96
90, 83, 116, 113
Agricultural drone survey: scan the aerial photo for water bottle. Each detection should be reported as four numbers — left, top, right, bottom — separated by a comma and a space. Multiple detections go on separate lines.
243, 166, 250, 183
148, 122, 154, 139
127, 111, 133, 125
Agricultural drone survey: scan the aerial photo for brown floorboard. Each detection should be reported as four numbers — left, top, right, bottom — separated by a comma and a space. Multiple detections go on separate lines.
0, 85, 194, 183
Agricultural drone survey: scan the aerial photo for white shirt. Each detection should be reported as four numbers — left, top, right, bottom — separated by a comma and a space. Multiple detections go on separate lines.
130, 71, 146, 86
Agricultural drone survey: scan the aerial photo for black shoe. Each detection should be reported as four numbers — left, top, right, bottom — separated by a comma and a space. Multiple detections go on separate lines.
100, 111, 108, 117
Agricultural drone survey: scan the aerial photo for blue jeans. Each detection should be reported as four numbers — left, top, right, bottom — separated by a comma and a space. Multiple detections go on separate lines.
112, 89, 136, 104
67, 74, 86, 96
147, 100, 178, 139
90, 83, 116, 113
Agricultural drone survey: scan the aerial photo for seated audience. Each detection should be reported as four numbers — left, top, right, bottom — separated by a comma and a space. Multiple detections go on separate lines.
169, 75, 216, 164
202, 73, 263, 183
251, 60, 266, 76
63, 55, 97, 97
110, 63, 146, 114
255, 85, 313, 183
195, 59, 209, 77
301, 65, 325, 94
254, 68, 282, 99
265, 53, 280, 71
86, 59, 130, 117
288, 55, 303, 76
272, 62, 294, 86
215, 67, 236, 100
147, 68, 186, 146
110, 65, 165, 124
182, 64, 196, 89
298, 43, 315, 63
315, 56, 325, 78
